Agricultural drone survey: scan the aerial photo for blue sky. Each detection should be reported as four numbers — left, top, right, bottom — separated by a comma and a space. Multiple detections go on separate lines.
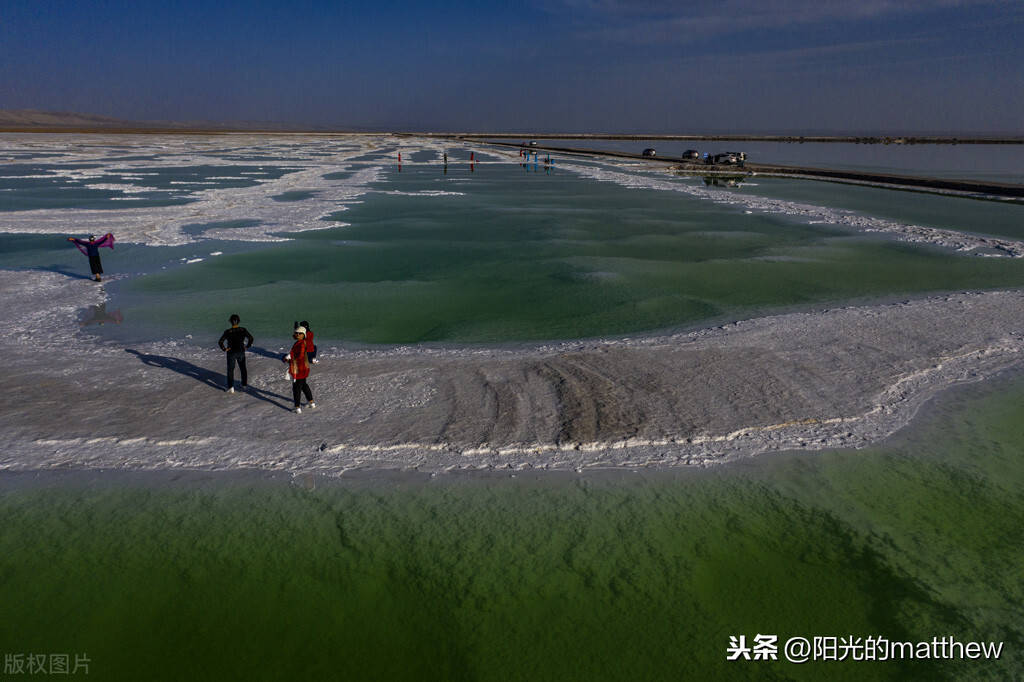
2, 0, 1021, 133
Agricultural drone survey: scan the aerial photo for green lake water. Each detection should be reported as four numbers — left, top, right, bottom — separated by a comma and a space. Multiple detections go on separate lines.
3, 371, 1022, 680
106, 163, 1024, 345
4, 136, 1023, 681
727, 177, 1024, 241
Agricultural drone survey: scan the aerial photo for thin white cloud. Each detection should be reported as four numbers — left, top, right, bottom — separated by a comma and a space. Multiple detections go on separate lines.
551, 0, 1017, 42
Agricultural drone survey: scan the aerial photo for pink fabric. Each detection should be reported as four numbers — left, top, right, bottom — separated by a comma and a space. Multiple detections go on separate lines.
71, 232, 115, 255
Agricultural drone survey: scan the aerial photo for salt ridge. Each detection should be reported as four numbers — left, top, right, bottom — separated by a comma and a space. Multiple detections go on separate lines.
3, 270, 1023, 476
560, 162, 1024, 257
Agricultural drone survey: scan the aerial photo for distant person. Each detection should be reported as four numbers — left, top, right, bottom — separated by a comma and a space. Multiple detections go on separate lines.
67, 233, 115, 281
284, 325, 315, 413
295, 320, 318, 363
218, 314, 254, 393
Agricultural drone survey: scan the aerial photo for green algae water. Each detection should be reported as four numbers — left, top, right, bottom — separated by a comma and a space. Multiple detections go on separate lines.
3, 372, 1023, 680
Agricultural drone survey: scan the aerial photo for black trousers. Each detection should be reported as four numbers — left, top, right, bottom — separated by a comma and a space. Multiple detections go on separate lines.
292, 378, 312, 406
88, 255, 103, 275
226, 351, 247, 388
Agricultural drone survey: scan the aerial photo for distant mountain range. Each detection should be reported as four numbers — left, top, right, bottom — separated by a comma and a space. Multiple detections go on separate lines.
2, 110, 1019, 139
0, 110, 140, 128
0, 109, 351, 132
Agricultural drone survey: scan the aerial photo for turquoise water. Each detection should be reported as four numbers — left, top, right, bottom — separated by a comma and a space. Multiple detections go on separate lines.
1, 136, 1022, 346
106, 162, 1024, 345
2, 371, 1022, 680
0, 162, 302, 212
108, 165, 1019, 346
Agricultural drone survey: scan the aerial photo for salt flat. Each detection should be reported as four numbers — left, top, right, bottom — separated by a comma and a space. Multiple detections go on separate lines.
3, 133, 1023, 476
3, 270, 1021, 474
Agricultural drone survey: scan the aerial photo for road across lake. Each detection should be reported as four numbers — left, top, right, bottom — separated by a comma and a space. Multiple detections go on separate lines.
462, 139, 1024, 200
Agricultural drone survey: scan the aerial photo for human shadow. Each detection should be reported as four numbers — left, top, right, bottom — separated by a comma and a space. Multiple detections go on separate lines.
124, 348, 293, 411
32, 265, 94, 281
125, 348, 223, 389
248, 345, 285, 361
236, 383, 295, 412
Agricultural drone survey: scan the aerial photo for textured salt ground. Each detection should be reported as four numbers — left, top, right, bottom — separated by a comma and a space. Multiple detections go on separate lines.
555, 161, 1024, 257
4, 132, 1021, 257
1, 270, 1022, 474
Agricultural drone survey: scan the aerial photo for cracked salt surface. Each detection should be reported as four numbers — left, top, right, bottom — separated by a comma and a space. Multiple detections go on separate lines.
0, 135, 488, 245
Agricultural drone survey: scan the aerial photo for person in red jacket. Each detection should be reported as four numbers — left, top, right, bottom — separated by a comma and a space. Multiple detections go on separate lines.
283, 326, 315, 413
297, 320, 318, 364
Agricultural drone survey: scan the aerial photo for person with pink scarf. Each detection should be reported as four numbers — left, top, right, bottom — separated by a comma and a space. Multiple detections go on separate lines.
67, 232, 115, 281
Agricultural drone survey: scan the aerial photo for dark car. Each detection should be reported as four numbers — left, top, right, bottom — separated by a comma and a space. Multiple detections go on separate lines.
681, 149, 700, 160
641, 148, 657, 157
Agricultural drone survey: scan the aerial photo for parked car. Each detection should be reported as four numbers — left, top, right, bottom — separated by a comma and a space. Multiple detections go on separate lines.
712, 151, 748, 165
642, 148, 657, 157
681, 149, 700, 160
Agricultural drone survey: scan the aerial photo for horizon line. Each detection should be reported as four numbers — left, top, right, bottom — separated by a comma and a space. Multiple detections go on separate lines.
1, 127, 1022, 144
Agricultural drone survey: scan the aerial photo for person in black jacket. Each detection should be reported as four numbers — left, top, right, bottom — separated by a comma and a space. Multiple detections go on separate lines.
218, 314, 254, 393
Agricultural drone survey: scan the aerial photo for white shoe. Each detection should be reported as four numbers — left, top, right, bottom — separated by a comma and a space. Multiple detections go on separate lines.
227, 387, 235, 393
294, 407, 302, 414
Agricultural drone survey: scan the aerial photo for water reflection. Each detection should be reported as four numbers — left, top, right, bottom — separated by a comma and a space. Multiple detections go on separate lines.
520, 151, 554, 174
702, 175, 747, 188
79, 302, 123, 326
